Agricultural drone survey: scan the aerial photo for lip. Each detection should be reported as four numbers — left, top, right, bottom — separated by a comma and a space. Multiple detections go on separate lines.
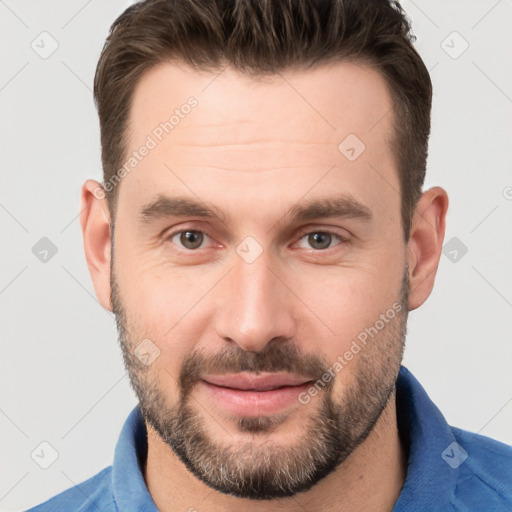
202, 372, 312, 391
198, 373, 314, 417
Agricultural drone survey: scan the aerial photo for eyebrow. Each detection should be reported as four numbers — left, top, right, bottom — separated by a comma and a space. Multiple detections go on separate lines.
139, 196, 229, 224
138, 194, 373, 225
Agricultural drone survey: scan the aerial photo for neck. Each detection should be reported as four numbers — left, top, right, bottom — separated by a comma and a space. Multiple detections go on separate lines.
144, 391, 407, 512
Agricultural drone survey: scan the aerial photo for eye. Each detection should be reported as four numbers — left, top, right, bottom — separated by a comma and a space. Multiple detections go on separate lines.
296, 231, 346, 251
168, 230, 210, 250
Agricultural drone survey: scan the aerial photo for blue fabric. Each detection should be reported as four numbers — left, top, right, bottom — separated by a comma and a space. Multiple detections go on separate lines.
26, 365, 512, 511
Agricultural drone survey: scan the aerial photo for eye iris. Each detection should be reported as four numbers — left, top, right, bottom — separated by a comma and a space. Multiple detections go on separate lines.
180, 231, 203, 249
308, 232, 331, 250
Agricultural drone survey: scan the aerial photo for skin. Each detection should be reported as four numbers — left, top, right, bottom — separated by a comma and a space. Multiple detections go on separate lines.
80, 60, 448, 511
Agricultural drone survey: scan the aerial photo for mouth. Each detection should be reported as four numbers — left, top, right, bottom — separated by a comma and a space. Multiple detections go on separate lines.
202, 372, 313, 391
198, 373, 314, 417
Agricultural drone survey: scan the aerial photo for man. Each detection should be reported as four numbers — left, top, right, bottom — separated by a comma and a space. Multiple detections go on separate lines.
27, 0, 512, 510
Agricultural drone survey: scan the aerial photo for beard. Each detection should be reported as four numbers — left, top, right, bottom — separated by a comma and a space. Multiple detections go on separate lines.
111, 257, 409, 500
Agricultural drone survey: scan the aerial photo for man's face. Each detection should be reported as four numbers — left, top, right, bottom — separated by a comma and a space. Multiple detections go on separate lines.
110, 61, 409, 499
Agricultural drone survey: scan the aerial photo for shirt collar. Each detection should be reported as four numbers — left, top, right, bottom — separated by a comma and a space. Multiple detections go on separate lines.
111, 365, 459, 511
393, 365, 458, 510
112, 405, 158, 510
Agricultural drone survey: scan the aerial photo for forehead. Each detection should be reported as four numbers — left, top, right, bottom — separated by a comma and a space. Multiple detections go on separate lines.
118, 60, 398, 226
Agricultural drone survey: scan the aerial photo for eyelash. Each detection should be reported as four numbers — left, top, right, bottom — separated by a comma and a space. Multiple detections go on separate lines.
165, 227, 348, 253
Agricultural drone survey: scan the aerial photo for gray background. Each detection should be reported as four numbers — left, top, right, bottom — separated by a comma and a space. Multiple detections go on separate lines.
1, 1, 511, 510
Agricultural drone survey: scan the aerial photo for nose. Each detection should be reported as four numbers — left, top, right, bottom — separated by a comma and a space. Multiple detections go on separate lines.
215, 249, 297, 352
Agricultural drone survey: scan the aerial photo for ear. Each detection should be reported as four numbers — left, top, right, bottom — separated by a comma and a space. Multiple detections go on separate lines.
406, 186, 449, 311
80, 179, 113, 311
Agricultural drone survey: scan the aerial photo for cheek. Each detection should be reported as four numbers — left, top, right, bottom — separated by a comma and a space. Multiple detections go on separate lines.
298, 263, 402, 364
125, 272, 194, 337
114, 235, 185, 330
118, 270, 203, 402
118, 263, 220, 368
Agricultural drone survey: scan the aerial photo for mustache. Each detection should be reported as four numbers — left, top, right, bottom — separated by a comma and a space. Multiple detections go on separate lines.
178, 342, 331, 397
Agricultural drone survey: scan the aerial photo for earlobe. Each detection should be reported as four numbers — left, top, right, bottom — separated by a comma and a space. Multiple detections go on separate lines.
406, 186, 449, 311
80, 179, 113, 311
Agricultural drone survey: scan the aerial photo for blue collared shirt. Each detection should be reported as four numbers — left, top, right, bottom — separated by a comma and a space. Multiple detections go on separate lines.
26, 366, 512, 511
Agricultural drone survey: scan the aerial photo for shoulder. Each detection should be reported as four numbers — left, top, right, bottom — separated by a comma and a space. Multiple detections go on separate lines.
450, 427, 512, 509
24, 466, 116, 512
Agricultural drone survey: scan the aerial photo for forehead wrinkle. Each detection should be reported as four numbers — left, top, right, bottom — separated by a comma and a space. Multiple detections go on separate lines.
159, 139, 340, 174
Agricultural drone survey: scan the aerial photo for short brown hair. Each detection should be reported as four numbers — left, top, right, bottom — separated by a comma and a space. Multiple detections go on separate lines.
94, 0, 432, 241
